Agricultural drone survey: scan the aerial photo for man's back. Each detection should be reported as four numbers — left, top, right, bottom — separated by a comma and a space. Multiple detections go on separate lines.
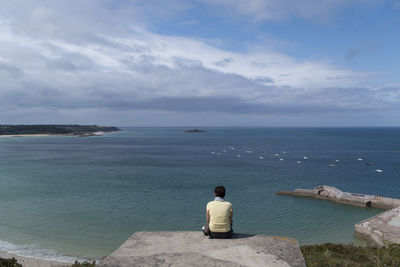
206, 200, 232, 232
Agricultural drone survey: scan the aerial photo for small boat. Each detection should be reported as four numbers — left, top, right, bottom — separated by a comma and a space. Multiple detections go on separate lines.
329, 164, 335, 167
237, 154, 241, 158
367, 162, 374, 165
335, 159, 340, 162
211, 152, 215, 154
375, 169, 383, 173
296, 161, 301, 164
358, 158, 363, 161
280, 158, 284, 161
303, 156, 308, 160
259, 156, 264, 160
274, 154, 280, 157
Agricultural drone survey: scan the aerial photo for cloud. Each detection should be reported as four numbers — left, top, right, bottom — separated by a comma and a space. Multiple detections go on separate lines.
202, 0, 382, 23
2, 0, 191, 42
0, 1, 398, 126
214, 58, 234, 67
345, 42, 375, 62
0, 61, 23, 77
346, 49, 359, 61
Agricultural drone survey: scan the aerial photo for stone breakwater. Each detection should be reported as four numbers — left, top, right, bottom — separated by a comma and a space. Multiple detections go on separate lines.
277, 185, 400, 246
98, 231, 306, 267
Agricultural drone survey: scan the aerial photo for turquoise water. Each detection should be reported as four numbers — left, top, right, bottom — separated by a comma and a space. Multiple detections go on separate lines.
0, 127, 399, 261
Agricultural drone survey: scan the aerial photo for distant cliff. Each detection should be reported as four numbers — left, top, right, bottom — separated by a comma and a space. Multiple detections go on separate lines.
0, 125, 120, 135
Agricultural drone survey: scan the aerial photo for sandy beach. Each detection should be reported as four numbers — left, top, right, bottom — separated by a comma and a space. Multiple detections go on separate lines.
0, 250, 70, 267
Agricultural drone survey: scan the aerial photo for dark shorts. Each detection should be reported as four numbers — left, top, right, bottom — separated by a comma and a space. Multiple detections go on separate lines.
203, 227, 233, 239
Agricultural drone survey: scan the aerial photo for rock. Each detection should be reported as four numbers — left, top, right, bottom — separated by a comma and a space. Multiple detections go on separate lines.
183, 129, 206, 133
98, 231, 306, 267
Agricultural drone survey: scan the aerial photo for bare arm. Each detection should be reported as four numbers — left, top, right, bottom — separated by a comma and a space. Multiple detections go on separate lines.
206, 209, 210, 229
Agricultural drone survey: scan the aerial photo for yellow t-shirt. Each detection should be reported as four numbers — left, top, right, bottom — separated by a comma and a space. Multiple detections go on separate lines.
206, 200, 232, 232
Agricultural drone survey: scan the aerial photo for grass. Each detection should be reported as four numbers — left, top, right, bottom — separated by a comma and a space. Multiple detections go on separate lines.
300, 243, 400, 267
3, 244, 400, 267
71, 261, 96, 267
0, 257, 22, 267
0, 258, 95, 267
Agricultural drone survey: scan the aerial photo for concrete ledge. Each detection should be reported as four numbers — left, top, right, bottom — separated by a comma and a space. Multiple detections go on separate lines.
98, 231, 306, 267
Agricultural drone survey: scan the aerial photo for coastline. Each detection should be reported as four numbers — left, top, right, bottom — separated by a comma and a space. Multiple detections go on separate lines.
0, 250, 70, 267
0, 131, 108, 138
0, 134, 54, 138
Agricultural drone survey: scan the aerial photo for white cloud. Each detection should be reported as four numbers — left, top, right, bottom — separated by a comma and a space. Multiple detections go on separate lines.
0, 0, 398, 126
0, 19, 395, 107
203, 0, 382, 22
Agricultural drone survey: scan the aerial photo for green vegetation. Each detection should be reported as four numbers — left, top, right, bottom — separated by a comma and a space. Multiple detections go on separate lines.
301, 243, 400, 267
0, 258, 96, 267
71, 260, 96, 267
0, 125, 119, 135
0, 257, 22, 267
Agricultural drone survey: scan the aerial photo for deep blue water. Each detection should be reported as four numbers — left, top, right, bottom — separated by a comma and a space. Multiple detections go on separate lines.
0, 127, 399, 261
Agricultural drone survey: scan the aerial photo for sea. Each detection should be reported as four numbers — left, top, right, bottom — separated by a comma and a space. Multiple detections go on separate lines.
0, 127, 399, 262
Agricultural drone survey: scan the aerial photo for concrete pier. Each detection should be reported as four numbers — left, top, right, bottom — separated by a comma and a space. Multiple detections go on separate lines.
98, 231, 306, 267
277, 185, 400, 246
355, 207, 400, 246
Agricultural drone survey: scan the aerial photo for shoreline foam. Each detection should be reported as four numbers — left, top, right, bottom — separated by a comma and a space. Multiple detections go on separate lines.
0, 239, 88, 267
0, 250, 70, 267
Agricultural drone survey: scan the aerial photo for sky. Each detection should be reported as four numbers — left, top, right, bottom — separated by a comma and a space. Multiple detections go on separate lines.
0, 0, 399, 126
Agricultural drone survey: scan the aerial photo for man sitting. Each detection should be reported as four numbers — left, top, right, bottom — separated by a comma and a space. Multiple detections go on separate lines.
203, 185, 233, 239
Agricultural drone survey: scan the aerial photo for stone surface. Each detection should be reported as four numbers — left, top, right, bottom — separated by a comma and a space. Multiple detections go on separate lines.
98, 231, 306, 267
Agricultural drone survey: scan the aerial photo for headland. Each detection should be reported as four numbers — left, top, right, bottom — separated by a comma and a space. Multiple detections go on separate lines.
0, 125, 120, 137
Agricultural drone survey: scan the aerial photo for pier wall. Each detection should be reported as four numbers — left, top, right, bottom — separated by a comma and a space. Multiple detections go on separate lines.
277, 185, 400, 247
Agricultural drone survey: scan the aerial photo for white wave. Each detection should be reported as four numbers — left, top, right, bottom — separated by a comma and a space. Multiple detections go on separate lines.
0, 239, 88, 263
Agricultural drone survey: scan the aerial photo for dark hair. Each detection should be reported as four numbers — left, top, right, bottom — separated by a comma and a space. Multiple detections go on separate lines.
214, 186, 226, 198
